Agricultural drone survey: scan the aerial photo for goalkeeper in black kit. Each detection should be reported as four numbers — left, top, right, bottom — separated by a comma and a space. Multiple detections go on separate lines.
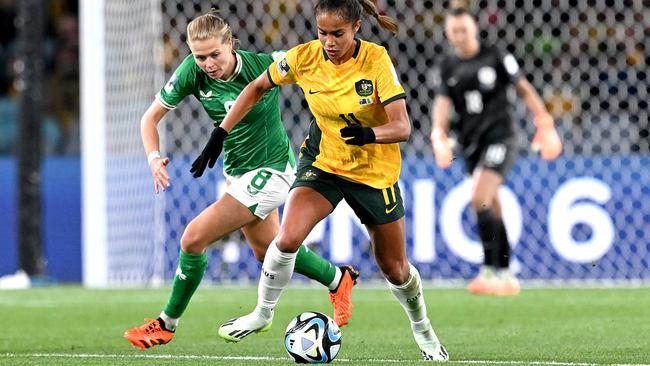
431, 8, 562, 296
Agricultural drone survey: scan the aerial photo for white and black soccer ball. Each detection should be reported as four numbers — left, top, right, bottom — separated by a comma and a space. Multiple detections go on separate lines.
284, 311, 341, 364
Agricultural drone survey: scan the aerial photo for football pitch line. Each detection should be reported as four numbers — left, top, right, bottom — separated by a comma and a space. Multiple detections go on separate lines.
1, 353, 649, 365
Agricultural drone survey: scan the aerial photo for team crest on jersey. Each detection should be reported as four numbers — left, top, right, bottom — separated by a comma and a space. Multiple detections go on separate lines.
478, 66, 496, 90
355, 79, 374, 97
277, 58, 290, 77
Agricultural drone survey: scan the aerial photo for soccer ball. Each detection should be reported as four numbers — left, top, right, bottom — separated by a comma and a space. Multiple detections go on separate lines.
284, 311, 341, 363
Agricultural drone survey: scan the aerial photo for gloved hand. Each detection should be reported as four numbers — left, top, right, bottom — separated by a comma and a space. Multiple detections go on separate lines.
531, 113, 562, 160
340, 125, 376, 146
430, 128, 454, 168
190, 126, 228, 178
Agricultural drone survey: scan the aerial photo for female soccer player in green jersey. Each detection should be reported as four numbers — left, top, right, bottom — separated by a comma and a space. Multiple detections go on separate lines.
202, 0, 448, 361
123, 9, 358, 350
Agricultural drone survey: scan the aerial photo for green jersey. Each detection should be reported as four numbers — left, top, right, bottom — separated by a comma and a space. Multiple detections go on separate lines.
157, 50, 295, 176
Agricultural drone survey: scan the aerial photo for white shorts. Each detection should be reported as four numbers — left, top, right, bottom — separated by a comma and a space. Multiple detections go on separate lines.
225, 163, 296, 219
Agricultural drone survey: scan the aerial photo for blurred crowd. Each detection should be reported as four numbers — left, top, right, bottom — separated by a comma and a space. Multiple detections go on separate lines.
0, 0, 79, 155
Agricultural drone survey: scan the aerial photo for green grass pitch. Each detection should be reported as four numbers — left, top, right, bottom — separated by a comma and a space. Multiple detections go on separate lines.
1, 286, 649, 365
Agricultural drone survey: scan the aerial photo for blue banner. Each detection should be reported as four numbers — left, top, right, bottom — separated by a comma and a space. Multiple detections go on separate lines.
163, 154, 650, 282
0, 157, 81, 281
1, 155, 648, 282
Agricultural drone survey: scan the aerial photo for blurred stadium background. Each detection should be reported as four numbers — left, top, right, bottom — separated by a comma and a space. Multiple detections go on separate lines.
1, 0, 649, 287
2, 1, 650, 365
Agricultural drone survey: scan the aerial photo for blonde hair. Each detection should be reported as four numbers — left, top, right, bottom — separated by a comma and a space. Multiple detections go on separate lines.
315, 0, 399, 35
186, 9, 240, 49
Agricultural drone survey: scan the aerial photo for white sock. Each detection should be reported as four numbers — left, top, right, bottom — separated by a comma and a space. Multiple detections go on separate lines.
387, 263, 427, 324
327, 266, 343, 291
159, 311, 178, 331
480, 265, 496, 278
255, 241, 297, 315
497, 268, 517, 280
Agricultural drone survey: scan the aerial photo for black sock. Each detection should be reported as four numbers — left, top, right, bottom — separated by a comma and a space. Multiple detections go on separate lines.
476, 209, 498, 267
495, 218, 510, 269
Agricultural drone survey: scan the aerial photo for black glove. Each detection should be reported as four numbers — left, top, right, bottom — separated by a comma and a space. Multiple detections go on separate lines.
340, 125, 376, 146
190, 127, 228, 178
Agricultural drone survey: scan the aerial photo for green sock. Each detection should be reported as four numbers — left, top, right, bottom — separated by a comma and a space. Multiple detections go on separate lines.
163, 251, 208, 319
294, 244, 337, 287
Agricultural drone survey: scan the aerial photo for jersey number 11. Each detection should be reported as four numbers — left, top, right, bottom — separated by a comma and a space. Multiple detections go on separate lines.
339, 113, 363, 126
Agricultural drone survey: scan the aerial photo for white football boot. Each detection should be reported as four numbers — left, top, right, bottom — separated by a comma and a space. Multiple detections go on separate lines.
218, 309, 273, 343
412, 318, 449, 361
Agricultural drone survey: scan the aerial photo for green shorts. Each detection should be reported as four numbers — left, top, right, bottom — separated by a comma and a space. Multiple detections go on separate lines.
292, 164, 404, 225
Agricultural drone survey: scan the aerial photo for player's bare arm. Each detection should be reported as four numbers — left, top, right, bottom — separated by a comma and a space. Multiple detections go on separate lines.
220, 72, 274, 133
140, 100, 171, 193
515, 78, 563, 160
190, 72, 275, 177
371, 98, 411, 143
514, 78, 547, 117
430, 95, 454, 168
431, 95, 452, 136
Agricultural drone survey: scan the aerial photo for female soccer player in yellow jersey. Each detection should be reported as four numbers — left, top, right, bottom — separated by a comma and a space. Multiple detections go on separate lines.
209, 0, 448, 361
123, 10, 358, 350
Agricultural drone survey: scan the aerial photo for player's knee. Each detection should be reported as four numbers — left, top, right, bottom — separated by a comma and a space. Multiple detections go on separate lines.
251, 246, 267, 262
471, 195, 493, 212
180, 227, 207, 254
379, 260, 410, 284
274, 233, 302, 253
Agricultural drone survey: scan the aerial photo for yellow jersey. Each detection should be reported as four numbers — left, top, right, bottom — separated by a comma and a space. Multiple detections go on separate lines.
267, 39, 406, 189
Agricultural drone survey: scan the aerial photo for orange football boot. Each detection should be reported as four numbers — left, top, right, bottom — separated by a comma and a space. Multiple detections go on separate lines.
124, 318, 174, 350
467, 267, 498, 295
329, 265, 359, 327
494, 271, 521, 296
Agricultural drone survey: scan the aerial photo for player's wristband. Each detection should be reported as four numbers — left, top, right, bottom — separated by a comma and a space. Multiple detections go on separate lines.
147, 150, 161, 165
534, 113, 554, 129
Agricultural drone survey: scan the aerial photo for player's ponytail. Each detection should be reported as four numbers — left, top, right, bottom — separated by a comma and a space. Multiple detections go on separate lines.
187, 8, 241, 49
358, 0, 398, 34
314, 0, 399, 35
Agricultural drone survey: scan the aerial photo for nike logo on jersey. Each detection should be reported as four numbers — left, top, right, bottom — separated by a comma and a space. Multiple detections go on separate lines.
385, 204, 399, 214
308, 89, 321, 94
